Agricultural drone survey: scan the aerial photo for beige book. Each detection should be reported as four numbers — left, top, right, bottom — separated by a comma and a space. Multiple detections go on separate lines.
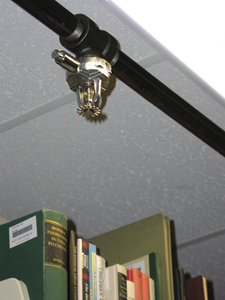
127, 280, 135, 300
0, 278, 30, 300
105, 264, 127, 300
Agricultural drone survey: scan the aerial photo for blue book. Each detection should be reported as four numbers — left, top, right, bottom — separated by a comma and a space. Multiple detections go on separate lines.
89, 243, 97, 300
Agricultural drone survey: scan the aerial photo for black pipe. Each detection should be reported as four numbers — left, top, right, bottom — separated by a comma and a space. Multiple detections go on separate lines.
11, 0, 225, 157
11, 0, 77, 37
113, 51, 225, 156
59, 14, 119, 64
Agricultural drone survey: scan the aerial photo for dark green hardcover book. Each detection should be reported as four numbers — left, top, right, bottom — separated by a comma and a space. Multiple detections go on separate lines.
173, 268, 186, 300
68, 229, 77, 300
173, 269, 181, 300
149, 252, 162, 300
0, 208, 68, 300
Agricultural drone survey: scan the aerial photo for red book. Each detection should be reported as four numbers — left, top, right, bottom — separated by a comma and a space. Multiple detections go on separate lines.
142, 273, 150, 300
127, 269, 131, 281
186, 275, 208, 300
127, 268, 143, 300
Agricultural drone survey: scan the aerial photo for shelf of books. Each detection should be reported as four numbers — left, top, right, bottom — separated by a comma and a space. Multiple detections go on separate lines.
0, 209, 209, 300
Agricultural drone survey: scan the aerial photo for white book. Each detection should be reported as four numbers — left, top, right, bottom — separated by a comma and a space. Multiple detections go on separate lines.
127, 280, 135, 300
0, 278, 30, 300
105, 264, 127, 300
77, 238, 83, 300
96, 255, 106, 300
149, 278, 155, 300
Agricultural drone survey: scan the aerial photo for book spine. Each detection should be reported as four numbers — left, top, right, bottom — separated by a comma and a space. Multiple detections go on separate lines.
142, 273, 150, 300
116, 265, 127, 300
0, 278, 30, 300
82, 239, 90, 300
149, 278, 155, 300
173, 269, 182, 300
149, 252, 161, 300
127, 280, 135, 300
105, 264, 127, 300
68, 230, 77, 300
127, 269, 132, 281
77, 238, 83, 300
96, 255, 106, 300
89, 243, 97, 300
44, 209, 68, 300
130, 268, 142, 300
74, 237, 77, 300
185, 275, 208, 300
179, 269, 186, 300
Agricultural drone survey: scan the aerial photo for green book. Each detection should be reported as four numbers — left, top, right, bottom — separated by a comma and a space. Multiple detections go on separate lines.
173, 268, 186, 300
68, 229, 77, 300
89, 213, 174, 300
0, 208, 68, 300
149, 252, 162, 300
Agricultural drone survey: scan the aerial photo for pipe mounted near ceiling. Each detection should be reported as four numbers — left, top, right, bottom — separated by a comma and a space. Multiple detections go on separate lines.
11, 0, 225, 157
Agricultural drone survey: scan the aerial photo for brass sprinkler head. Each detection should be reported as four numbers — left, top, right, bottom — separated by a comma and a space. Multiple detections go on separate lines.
52, 50, 112, 118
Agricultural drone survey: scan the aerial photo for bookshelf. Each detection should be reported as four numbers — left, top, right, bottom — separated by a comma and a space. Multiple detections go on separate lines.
0, 211, 210, 300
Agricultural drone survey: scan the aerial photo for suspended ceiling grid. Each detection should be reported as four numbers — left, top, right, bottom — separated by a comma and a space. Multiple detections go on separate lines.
0, 1, 225, 299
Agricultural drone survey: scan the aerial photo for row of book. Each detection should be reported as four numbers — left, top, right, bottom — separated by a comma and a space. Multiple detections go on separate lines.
74, 236, 209, 300
73, 235, 157, 300
0, 209, 209, 300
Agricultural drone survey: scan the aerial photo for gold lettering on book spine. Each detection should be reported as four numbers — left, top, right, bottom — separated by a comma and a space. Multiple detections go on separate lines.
45, 220, 68, 272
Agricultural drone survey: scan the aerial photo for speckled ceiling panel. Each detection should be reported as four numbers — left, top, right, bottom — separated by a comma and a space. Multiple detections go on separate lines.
0, 52, 65, 123
0, 83, 224, 241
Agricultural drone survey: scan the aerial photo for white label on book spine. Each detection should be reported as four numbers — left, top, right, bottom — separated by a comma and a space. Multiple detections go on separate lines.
9, 216, 37, 248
